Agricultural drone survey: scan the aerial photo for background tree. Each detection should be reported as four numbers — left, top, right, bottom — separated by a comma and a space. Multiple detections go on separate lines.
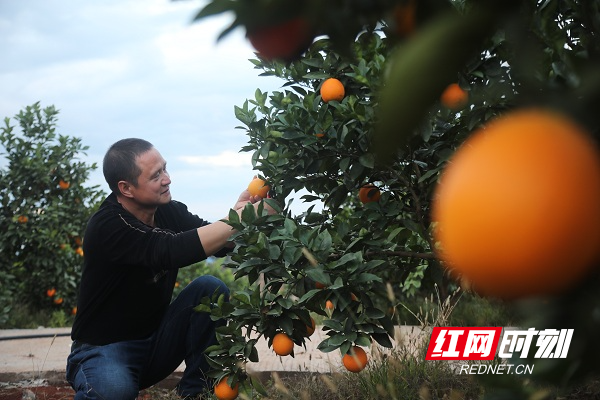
0, 103, 105, 324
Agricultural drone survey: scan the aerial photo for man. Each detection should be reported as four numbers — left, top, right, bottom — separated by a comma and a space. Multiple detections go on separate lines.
67, 138, 270, 399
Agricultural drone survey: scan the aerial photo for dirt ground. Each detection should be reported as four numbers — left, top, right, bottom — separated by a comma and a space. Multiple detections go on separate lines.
0, 384, 174, 400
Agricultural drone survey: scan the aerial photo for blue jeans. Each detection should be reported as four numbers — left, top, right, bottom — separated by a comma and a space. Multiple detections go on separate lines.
66, 275, 229, 399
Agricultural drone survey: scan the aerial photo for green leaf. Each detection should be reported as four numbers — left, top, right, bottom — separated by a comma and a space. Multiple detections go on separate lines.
373, 6, 503, 164
306, 268, 330, 285
358, 153, 375, 168
365, 307, 385, 319
372, 332, 393, 348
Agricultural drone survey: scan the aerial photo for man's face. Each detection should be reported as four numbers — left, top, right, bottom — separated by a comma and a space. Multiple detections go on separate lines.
129, 147, 172, 206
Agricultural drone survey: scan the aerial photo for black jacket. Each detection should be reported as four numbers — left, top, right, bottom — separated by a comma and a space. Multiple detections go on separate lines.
71, 193, 224, 345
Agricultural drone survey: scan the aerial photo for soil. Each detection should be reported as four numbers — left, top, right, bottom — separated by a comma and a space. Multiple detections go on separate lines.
0, 385, 172, 400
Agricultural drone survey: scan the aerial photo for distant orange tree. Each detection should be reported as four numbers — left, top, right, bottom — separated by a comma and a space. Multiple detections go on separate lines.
0, 103, 104, 323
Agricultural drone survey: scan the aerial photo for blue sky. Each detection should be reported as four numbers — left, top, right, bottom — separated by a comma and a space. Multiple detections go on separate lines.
0, 0, 285, 221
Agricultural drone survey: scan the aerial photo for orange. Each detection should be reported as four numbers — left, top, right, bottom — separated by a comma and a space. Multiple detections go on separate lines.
54, 297, 63, 305
71, 307, 78, 315
75, 247, 84, 257
392, 0, 416, 37
432, 108, 600, 299
214, 376, 239, 400
315, 281, 327, 289
59, 179, 70, 189
358, 184, 381, 204
320, 78, 345, 103
247, 17, 313, 62
343, 346, 368, 373
272, 332, 294, 356
17, 215, 28, 224
247, 177, 270, 198
325, 300, 334, 310
440, 83, 469, 111
305, 317, 316, 337
46, 288, 56, 297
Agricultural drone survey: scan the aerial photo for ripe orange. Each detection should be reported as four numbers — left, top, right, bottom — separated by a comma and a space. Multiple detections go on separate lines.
343, 346, 368, 373
247, 177, 270, 198
358, 184, 381, 204
392, 0, 416, 37
71, 307, 78, 315
54, 297, 63, 305
17, 215, 28, 224
320, 78, 345, 103
59, 179, 70, 189
247, 17, 313, 62
305, 317, 316, 337
440, 83, 469, 111
75, 247, 84, 257
214, 377, 239, 400
432, 108, 600, 299
325, 300, 334, 310
272, 332, 294, 356
46, 288, 56, 297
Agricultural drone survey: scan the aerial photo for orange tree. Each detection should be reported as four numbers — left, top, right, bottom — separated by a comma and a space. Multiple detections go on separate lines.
192, 0, 600, 397
0, 103, 104, 324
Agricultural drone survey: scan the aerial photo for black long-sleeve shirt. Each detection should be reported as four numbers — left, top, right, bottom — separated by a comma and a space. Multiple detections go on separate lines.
71, 193, 221, 345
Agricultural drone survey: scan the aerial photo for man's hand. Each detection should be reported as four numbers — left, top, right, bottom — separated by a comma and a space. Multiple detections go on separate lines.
232, 188, 277, 216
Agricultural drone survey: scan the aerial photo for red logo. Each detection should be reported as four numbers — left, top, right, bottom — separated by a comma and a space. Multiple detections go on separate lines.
425, 327, 502, 360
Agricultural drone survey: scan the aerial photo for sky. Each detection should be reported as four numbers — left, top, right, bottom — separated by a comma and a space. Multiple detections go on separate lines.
0, 0, 287, 221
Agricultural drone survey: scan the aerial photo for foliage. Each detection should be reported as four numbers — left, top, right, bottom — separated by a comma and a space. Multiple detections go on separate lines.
171, 257, 250, 300
188, 0, 600, 397
0, 103, 105, 322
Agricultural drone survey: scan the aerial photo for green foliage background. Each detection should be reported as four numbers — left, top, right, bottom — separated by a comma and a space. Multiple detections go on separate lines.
0, 103, 105, 324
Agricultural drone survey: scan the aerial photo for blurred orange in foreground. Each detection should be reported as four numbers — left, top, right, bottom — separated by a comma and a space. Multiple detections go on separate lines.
432, 108, 600, 299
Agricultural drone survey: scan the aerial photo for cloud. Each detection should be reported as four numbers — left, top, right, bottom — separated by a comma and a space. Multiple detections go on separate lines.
0, 0, 287, 220
178, 150, 252, 168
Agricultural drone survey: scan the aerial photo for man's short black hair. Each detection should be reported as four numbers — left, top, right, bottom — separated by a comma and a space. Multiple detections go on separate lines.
103, 138, 154, 194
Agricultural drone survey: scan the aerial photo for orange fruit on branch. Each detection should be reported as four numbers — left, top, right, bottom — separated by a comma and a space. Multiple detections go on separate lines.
214, 376, 239, 400
392, 0, 417, 37
59, 179, 70, 189
272, 332, 294, 356
440, 83, 469, 111
315, 281, 327, 289
320, 78, 345, 103
17, 215, 28, 224
247, 17, 313, 62
305, 317, 316, 337
432, 108, 600, 299
358, 184, 381, 204
247, 177, 270, 198
46, 288, 56, 297
343, 346, 368, 373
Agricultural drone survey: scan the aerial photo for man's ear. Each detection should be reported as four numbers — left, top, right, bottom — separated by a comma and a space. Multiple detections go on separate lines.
117, 181, 134, 198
